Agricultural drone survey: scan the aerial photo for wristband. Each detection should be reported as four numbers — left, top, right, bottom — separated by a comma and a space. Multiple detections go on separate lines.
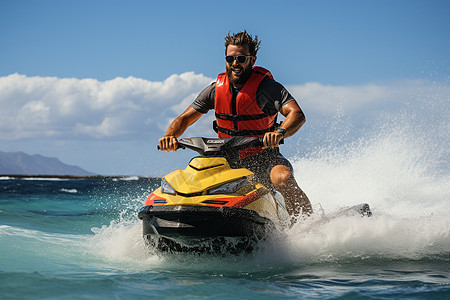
276, 127, 287, 137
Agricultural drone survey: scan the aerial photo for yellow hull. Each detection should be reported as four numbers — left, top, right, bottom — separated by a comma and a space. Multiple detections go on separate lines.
142, 156, 286, 222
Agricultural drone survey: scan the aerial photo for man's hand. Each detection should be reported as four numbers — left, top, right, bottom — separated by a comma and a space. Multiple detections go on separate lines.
262, 131, 283, 149
158, 136, 178, 152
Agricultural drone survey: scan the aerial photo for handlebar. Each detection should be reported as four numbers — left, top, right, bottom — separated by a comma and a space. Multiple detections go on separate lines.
157, 136, 283, 154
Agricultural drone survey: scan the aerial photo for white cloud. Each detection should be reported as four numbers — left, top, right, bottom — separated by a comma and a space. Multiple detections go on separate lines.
0, 73, 447, 141
0, 73, 213, 140
18, 101, 50, 125
288, 80, 447, 114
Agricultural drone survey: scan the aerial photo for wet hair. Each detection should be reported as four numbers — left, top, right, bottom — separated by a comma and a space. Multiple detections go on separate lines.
224, 30, 261, 56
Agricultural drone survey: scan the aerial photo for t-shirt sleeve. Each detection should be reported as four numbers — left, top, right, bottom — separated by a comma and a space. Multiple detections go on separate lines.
191, 82, 216, 113
257, 78, 297, 114
276, 82, 296, 110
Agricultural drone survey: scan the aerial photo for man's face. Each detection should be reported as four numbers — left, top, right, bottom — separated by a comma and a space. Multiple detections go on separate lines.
225, 44, 255, 87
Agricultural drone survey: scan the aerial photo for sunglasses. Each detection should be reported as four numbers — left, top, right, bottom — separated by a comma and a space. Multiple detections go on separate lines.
225, 55, 253, 64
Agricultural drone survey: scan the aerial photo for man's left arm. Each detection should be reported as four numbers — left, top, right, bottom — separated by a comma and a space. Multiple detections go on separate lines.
263, 101, 306, 148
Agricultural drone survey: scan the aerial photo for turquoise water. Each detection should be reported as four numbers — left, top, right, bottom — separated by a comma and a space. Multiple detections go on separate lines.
1, 168, 449, 299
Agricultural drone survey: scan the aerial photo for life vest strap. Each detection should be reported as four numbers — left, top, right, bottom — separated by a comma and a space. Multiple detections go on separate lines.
214, 123, 276, 137
215, 112, 273, 122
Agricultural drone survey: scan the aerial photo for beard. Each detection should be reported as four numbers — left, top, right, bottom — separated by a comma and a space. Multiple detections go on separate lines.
226, 64, 253, 86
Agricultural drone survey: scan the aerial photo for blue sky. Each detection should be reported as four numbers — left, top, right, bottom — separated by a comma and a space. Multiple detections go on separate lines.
0, 0, 449, 176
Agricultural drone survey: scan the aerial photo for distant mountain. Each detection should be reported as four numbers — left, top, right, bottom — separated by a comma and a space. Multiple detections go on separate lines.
0, 151, 96, 176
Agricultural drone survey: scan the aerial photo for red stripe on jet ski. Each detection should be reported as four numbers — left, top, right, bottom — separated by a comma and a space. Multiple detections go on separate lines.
144, 193, 167, 206
211, 190, 259, 208
203, 191, 259, 208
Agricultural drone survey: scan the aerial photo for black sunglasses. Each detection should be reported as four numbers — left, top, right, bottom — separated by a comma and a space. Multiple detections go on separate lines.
225, 55, 253, 64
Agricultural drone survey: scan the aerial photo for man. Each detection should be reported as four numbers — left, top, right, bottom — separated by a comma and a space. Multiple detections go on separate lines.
159, 31, 312, 217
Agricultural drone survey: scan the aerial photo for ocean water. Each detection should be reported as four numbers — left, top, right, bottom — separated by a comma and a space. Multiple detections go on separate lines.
1, 107, 450, 299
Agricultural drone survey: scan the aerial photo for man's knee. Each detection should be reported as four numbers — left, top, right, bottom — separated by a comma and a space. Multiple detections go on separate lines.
270, 165, 294, 187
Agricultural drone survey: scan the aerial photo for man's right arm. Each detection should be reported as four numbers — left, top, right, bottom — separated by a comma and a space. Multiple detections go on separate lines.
158, 106, 204, 152
159, 83, 214, 151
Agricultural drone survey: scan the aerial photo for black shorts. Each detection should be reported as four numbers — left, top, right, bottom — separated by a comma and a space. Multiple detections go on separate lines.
231, 147, 293, 190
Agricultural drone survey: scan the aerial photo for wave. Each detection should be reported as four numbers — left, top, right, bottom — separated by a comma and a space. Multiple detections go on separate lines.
60, 188, 78, 193
0, 225, 91, 273
113, 176, 140, 181
1, 209, 448, 276
22, 177, 70, 181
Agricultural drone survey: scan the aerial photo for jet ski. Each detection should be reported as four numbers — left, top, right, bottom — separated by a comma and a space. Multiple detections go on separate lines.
138, 137, 290, 254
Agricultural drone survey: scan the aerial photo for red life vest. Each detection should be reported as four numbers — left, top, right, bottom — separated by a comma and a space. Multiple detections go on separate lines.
214, 66, 278, 138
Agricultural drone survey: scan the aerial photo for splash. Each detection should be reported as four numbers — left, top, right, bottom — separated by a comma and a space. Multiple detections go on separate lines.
89, 220, 162, 268
286, 92, 450, 263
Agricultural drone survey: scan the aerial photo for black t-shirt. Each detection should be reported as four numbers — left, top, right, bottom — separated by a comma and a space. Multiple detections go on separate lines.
191, 76, 296, 115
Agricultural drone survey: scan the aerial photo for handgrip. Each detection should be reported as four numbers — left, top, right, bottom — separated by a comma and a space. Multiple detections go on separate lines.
257, 137, 284, 145
157, 144, 185, 150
